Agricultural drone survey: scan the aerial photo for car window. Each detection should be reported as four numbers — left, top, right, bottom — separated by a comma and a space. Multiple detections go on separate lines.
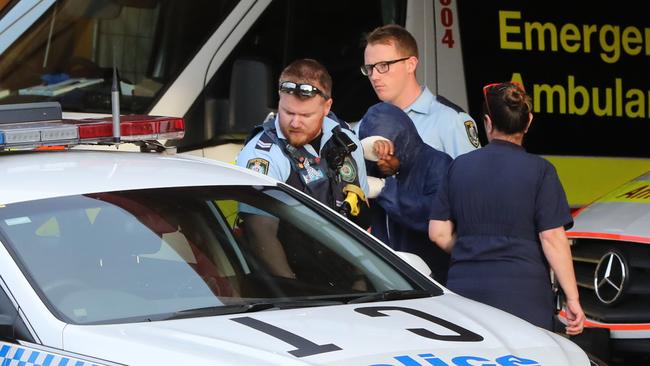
0, 280, 33, 341
0, 186, 430, 325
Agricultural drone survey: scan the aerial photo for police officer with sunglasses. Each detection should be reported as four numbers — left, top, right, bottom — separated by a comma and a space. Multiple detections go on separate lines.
236, 59, 370, 279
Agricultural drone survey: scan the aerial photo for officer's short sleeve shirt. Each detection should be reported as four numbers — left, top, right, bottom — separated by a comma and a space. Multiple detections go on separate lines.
236, 116, 369, 197
405, 87, 480, 159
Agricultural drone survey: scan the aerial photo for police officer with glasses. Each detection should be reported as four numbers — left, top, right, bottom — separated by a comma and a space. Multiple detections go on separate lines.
361, 24, 480, 158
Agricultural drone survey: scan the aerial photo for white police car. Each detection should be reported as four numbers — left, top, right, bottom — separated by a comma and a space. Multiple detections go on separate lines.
0, 103, 595, 365
563, 172, 650, 361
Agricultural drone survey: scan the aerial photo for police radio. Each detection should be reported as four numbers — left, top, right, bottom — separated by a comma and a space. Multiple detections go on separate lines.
322, 128, 369, 228
324, 127, 357, 172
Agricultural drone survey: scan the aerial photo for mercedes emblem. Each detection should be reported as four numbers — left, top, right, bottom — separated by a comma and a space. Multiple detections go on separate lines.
594, 250, 629, 305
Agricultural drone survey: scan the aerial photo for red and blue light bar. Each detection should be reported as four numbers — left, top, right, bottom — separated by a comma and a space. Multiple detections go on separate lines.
0, 102, 185, 150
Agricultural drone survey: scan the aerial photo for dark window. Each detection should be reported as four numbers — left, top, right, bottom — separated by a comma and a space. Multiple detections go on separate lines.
0, 284, 34, 341
0, 0, 237, 114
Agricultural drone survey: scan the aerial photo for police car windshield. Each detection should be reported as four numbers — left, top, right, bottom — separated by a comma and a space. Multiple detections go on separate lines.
0, 186, 427, 325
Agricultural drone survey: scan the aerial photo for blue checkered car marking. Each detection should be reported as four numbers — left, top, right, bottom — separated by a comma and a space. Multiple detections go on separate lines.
0, 342, 101, 366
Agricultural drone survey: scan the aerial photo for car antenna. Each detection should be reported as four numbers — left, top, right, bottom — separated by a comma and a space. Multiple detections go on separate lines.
111, 51, 121, 144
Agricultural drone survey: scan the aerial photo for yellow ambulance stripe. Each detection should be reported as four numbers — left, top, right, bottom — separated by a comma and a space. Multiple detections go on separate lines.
597, 180, 650, 203
544, 156, 650, 207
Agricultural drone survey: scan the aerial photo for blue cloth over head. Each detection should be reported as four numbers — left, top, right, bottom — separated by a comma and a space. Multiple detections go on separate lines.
359, 102, 452, 283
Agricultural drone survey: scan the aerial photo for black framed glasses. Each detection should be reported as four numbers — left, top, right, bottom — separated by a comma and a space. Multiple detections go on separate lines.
482, 81, 525, 118
360, 57, 411, 76
279, 81, 330, 100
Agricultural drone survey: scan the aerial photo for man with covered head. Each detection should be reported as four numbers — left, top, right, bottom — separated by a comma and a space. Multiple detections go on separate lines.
359, 102, 452, 283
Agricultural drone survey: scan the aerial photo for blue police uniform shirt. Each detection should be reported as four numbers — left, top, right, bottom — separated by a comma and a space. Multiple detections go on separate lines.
236, 115, 369, 197
404, 87, 480, 158
429, 139, 573, 330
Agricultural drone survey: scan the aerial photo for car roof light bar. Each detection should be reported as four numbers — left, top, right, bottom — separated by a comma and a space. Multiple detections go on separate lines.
75, 115, 185, 142
0, 121, 79, 147
0, 102, 184, 151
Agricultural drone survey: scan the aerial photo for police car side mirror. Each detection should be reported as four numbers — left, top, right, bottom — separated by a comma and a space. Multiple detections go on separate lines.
395, 251, 432, 278
0, 314, 14, 340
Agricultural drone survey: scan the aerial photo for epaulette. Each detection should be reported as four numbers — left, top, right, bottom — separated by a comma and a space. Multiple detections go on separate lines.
255, 132, 274, 151
243, 125, 273, 151
436, 95, 467, 114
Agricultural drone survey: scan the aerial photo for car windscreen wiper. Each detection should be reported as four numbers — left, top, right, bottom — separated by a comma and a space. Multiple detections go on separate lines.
163, 302, 277, 320
346, 289, 433, 304
271, 299, 344, 309
161, 299, 347, 321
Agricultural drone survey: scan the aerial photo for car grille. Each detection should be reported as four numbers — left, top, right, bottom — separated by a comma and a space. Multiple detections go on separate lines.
571, 238, 650, 323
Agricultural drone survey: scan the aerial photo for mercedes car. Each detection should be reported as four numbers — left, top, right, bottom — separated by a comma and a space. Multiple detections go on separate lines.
564, 171, 650, 362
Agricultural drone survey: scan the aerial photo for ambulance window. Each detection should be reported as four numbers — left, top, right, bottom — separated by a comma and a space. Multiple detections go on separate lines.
179, 0, 406, 150
0, 0, 237, 114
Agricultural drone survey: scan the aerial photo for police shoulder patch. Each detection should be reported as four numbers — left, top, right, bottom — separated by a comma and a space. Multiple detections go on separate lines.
464, 120, 480, 148
246, 158, 270, 175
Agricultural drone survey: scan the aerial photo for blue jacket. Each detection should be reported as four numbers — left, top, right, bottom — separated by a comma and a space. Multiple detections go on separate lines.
359, 102, 452, 282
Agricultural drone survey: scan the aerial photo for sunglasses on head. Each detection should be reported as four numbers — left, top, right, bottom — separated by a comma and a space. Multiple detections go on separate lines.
279, 81, 330, 100
482, 81, 525, 118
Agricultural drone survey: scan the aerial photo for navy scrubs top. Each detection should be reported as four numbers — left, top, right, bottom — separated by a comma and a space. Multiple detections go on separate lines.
429, 139, 573, 330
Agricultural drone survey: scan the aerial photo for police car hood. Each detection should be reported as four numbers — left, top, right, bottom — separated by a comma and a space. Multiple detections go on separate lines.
569, 171, 650, 241
61, 295, 587, 366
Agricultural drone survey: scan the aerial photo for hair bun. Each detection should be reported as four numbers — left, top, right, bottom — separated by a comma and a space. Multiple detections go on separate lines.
503, 87, 531, 113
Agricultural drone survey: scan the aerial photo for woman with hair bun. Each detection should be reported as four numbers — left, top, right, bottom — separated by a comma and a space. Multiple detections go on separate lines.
428, 82, 585, 335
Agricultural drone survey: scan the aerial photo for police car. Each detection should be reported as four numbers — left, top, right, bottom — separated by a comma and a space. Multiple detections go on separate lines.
0, 103, 595, 365
563, 172, 650, 360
